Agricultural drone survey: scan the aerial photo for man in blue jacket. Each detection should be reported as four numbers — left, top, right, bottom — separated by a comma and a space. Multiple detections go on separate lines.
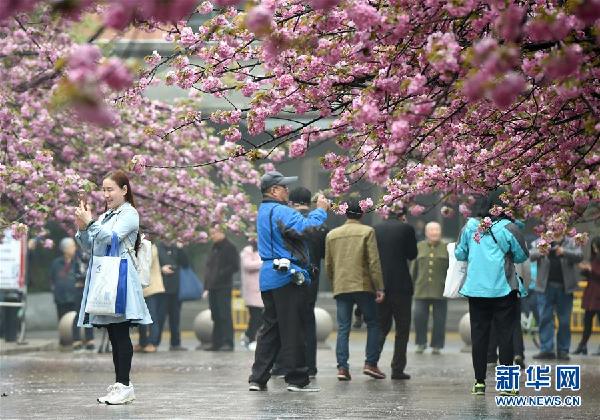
248, 171, 330, 392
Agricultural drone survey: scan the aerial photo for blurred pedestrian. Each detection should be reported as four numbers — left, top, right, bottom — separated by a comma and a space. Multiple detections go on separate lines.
412, 222, 449, 355
573, 236, 600, 355
149, 242, 190, 352
326, 199, 386, 381
531, 234, 583, 361
136, 243, 165, 353
74, 170, 152, 405
240, 238, 263, 350
204, 226, 239, 351
455, 192, 529, 396
374, 207, 417, 380
248, 171, 328, 392
50, 237, 94, 349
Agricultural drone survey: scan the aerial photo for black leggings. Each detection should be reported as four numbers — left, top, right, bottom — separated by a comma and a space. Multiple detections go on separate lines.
468, 291, 519, 383
106, 322, 133, 386
580, 310, 600, 346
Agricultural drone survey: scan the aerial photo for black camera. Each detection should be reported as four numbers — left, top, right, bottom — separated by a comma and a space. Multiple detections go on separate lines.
290, 269, 306, 286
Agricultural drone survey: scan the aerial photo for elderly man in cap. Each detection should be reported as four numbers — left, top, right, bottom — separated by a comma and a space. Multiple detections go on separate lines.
248, 171, 330, 392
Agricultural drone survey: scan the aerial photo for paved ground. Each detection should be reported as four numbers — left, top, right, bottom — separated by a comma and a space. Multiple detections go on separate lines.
1, 331, 598, 419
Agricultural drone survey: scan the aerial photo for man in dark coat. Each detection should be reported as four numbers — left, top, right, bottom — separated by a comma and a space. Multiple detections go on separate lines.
374, 209, 418, 379
204, 226, 239, 351
275, 187, 328, 377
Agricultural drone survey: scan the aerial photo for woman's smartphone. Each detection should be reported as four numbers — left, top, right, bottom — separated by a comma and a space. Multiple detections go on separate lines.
77, 190, 88, 210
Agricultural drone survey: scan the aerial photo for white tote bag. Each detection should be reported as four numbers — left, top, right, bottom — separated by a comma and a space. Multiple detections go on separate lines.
443, 242, 467, 298
85, 255, 122, 315
85, 232, 124, 316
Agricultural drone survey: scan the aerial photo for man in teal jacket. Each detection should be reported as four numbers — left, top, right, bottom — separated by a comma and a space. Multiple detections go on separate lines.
248, 171, 329, 392
455, 194, 529, 397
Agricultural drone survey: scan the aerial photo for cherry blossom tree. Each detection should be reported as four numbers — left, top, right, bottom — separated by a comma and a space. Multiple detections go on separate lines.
1, 9, 261, 243
2, 0, 599, 248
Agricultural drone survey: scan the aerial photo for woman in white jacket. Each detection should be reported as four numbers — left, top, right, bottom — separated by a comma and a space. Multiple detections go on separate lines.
75, 170, 152, 405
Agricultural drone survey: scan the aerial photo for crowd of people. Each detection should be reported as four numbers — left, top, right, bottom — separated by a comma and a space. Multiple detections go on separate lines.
40, 169, 598, 404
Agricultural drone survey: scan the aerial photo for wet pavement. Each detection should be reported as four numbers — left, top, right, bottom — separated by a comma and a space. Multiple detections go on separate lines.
1, 331, 598, 419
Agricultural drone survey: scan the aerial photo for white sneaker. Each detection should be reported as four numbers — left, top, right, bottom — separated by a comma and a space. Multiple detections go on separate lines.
104, 382, 135, 405
97, 383, 119, 404
248, 341, 257, 351
287, 383, 320, 392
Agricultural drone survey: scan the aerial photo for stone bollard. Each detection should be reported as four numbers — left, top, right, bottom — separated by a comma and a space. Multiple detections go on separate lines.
458, 312, 471, 353
314, 307, 333, 343
58, 311, 78, 346
193, 309, 213, 345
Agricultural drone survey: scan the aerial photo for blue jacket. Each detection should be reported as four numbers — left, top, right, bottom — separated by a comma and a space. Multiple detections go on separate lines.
455, 217, 529, 298
257, 200, 327, 291
75, 202, 152, 327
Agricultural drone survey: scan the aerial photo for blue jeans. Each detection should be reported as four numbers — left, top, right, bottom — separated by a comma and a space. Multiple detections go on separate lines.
537, 285, 573, 354
335, 292, 381, 369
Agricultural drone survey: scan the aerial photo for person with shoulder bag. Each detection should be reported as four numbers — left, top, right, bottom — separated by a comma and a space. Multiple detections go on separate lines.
455, 192, 529, 397
74, 170, 152, 405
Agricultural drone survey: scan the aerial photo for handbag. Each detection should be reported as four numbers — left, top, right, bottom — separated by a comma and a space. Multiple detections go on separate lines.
85, 232, 128, 316
443, 242, 467, 298
178, 267, 204, 302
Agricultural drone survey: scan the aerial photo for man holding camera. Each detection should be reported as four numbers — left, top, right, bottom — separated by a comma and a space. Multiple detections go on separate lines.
248, 171, 330, 392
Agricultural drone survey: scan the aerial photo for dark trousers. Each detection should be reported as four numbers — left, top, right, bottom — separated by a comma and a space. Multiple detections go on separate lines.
378, 293, 412, 374
139, 294, 161, 347
488, 298, 524, 361
106, 322, 133, 386
272, 278, 318, 375
469, 291, 519, 383
209, 288, 233, 348
579, 310, 600, 346
249, 282, 309, 387
245, 306, 263, 342
413, 298, 447, 348
150, 293, 182, 347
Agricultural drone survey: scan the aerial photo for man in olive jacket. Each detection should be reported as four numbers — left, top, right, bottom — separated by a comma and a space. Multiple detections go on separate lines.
411, 222, 449, 355
325, 199, 386, 381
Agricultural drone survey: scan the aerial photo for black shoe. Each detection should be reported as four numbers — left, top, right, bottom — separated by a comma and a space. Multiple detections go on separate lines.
202, 345, 220, 351
572, 345, 587, 355
533, 352, 556, 360
514, 355, 525, 370
169, 345, 188, 351
248, 382, 267, 391
219, 344, 234, 352
391, 372, 411, 380
557, 352, 570, 361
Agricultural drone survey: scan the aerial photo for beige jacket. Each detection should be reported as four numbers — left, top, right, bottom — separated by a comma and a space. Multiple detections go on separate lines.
325, 220, 384, 296
143, 244, 165, 297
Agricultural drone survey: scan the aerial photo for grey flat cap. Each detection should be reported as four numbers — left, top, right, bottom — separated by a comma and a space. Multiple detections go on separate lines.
260, 171, 298, 192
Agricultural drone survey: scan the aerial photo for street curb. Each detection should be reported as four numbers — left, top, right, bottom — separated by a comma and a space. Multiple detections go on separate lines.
0, 341, 55, 356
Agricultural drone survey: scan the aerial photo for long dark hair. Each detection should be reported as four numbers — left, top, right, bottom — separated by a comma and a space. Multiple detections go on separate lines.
105, 170, 141, 254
